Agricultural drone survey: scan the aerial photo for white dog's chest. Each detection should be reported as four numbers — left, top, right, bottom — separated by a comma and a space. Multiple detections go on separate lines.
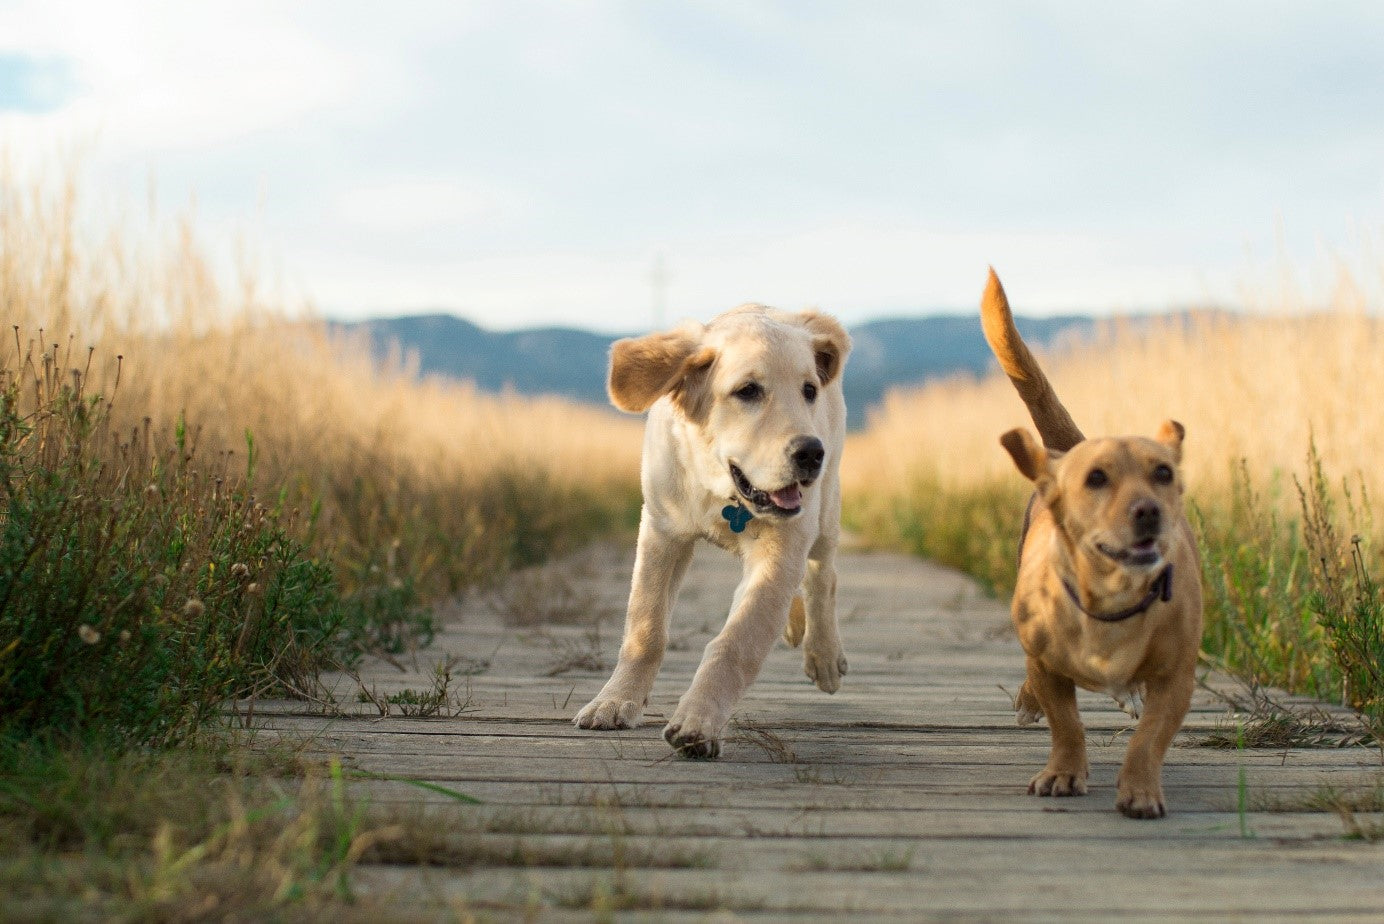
697, 500, 758, 551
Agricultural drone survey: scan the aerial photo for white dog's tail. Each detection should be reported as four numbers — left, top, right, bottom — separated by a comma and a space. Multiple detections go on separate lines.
980, 268, 1085, 453
783, 595, 807, 648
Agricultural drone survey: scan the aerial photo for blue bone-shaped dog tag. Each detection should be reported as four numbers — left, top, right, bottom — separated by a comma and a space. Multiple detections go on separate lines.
721, 503, 753, 533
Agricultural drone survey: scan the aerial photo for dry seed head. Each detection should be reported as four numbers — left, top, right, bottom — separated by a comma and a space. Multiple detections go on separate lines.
182, 599, 206, 619
78, 624, 101, 645
231, 562, 249, 579
246, 582, 261, 595
119, 630, 132, 643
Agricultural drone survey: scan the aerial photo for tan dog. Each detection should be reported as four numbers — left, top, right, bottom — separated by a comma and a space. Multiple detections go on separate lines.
575, 305, 852, 758
981, 269, 1202, 818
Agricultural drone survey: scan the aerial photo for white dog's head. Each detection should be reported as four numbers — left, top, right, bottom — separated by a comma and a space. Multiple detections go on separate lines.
607, 305, 851, 519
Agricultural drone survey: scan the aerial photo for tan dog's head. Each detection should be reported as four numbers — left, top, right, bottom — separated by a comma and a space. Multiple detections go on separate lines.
608, 306, 851, 519
1001, 421, 1187, 572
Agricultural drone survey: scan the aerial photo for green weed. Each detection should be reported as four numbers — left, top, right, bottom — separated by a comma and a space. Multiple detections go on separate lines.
845, 474, 1029, 598
0, 339, 370, 747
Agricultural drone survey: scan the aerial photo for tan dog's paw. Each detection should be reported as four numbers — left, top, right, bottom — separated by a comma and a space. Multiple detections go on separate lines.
1015, 683, 1044, 726
574, 696, 643, 730
1116, 783, 1166, 819
803, 640, 848, 694
1028, 767, 1088, 797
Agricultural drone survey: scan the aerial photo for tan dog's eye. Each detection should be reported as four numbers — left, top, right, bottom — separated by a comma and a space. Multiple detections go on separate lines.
733, 382, 763, 401
1152, 464, 1174, 485
802, 382, 817, 403
1084, 468, 1108, 489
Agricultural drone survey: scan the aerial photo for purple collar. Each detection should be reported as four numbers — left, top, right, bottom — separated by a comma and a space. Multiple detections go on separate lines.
1062, 565, 1173, 623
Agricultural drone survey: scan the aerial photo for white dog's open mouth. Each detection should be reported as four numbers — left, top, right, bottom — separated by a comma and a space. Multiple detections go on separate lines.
730, 463, 808, 516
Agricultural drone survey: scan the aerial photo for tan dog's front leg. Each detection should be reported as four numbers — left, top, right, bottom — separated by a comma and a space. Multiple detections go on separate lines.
665, 549, 806, 758
1024, 658, 1088, 796
800, 538, 847, 693
575, 519, 693, 730
1116, 670, 1193, 818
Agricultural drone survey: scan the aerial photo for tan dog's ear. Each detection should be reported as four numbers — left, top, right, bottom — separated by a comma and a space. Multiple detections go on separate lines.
607, 327, 712, 413
799, 310, 852, 386
1000, 428, 1054, 485
1155, 419, 1185, 462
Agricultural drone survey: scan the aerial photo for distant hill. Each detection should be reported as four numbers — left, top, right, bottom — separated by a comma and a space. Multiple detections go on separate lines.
339, 311, 1100, 428
340, 314, 615, 406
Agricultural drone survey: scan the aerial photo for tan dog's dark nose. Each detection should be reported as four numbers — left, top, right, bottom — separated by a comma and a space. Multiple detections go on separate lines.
790, 436, 825, 480
1131, 499, 1161, 538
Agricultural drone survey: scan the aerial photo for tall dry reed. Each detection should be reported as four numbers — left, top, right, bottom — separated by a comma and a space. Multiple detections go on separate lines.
845, 308, 1384, 502
1, 164, 643, 601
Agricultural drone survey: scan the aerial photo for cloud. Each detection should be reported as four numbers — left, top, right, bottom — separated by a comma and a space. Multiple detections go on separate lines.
0, 0, 353, 155
1, 2, 1382, 328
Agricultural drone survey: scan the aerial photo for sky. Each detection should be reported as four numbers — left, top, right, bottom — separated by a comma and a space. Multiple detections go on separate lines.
2, 1, 1384, 332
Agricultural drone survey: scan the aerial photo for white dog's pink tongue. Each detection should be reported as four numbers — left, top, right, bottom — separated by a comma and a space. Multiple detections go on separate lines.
769, 484, 802, 510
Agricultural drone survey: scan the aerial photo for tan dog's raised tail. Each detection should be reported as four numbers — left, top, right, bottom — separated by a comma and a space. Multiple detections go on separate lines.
982, 269, 1202, 819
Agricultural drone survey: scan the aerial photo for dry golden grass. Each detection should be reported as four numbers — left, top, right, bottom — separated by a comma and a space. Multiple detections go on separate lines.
845, 306, 1384, 503
1, 165, 643, 599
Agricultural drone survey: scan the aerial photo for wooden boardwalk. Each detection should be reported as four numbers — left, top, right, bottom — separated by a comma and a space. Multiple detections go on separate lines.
264, 541, 1384, 920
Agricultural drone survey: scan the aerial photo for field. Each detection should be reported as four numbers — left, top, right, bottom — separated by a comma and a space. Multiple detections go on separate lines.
2, 167, 1382, 916
843, 288, 1384, 730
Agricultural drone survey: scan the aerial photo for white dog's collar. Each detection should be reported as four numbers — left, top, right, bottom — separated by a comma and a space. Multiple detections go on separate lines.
721, 501, 753, 533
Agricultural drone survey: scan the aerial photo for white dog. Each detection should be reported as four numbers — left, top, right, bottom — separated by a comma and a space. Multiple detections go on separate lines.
574, 305, 852, 758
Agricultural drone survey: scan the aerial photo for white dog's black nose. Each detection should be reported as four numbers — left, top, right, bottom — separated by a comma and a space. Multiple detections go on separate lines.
789, 436, 825, 479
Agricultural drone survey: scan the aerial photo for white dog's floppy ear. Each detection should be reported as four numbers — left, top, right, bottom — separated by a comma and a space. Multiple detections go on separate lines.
799, 310, 852, 386
1155, 419, 1185, 462
1000, 428, 1055, 489
607, 326, 713, 413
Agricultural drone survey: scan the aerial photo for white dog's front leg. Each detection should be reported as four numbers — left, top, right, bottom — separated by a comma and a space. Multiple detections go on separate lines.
575, 516, 693, 730
801, 537, 848, 694
664, 541, 807, 758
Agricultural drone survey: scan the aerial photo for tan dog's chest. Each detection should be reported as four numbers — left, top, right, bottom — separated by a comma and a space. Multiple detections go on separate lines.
1017, 603, 1160, 696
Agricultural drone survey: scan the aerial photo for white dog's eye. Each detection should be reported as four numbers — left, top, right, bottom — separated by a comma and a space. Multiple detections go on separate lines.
1151, 464, 1174, 485
802, 382, 817, 403
1085, 468, 1108, 489
733, 382, 763, 401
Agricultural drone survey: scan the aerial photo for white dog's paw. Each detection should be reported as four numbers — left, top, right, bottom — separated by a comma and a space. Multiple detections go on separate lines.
803, 640, 848, 694
663, 702, 726, 759
574, 696, 643, 730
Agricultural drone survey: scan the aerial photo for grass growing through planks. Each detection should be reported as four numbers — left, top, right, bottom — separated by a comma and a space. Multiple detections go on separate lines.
794, 845, 916, 872
1244, 775, 1384, 842
354, 657, 475, 718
